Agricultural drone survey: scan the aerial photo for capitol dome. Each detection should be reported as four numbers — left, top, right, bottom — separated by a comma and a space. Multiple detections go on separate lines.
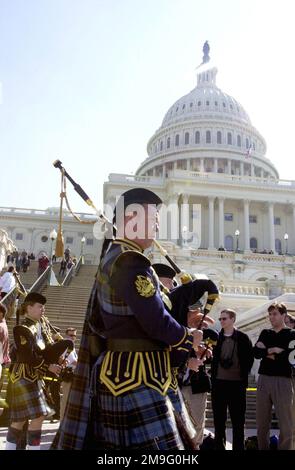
136, 51, 278, 180
161, 67, 251, 128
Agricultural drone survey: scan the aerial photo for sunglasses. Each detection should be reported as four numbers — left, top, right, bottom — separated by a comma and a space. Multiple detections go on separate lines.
68, 334, 77, 338
219, 317, 228, 321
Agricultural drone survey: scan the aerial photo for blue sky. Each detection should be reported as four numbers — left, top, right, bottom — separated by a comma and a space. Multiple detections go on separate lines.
0, 0, 294, 212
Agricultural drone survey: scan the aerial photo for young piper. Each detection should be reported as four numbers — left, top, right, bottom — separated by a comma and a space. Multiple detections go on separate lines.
5, 292, 61, 450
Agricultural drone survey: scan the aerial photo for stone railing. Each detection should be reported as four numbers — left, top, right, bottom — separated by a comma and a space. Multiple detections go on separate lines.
219, 281, 267, 296
166, 169, 295, 190
191, 249, 234, 260
0, 207, 96, 222
108, 174, 163, 185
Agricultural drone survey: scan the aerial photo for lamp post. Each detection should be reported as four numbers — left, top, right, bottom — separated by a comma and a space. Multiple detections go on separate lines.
284, 233, 289, 255
49, 229, 57, 264
235, 229, 240, 252
49, 229, 59, 286
80, 235, 86, 262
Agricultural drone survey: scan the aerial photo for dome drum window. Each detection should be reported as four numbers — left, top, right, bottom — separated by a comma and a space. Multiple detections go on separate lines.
175, 134, 180, 146
185, 132, 190, 145
195, 131, 200, 144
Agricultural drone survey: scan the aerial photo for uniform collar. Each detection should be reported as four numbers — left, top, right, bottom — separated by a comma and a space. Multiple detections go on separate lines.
24, 315, 39, 324
113, 238, 144, 253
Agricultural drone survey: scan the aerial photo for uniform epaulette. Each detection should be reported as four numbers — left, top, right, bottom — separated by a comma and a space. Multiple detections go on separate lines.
113, 250, 151, 272
13, 324, 35, 343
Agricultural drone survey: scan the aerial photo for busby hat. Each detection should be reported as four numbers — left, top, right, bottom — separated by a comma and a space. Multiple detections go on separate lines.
24, 292, 47, 305
153, 263, 176, 279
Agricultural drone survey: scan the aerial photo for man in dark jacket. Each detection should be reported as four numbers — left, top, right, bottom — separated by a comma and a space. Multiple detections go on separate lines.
211, 308, 254, 450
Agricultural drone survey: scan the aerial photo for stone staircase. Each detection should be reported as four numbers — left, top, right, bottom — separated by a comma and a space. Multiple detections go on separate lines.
204, 375, 279, 429
38, 264, 97, 342
0, 260, 61, 292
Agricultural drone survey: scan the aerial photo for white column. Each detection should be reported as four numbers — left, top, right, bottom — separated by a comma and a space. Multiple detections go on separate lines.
214, 158, 218, 173
227, 159, 232, 174
243, 199, 250, 252
208, 196, 215, 250
240, 161, 244, 176
187, 159, 191, 171
218, 197, 224, 248
200, 158, 205, 172
152, 168, 156, 177
268, 202, 276, 253
181, 194, 190, 246
168, 194, 179, 242
173, 161, 177, 171
251, 163, 254, 176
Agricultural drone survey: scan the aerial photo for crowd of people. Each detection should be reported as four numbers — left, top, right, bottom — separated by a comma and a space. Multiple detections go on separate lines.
0, 188, 294, 451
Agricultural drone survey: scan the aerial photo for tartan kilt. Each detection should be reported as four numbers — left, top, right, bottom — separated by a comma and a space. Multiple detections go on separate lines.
9, 378, 53, 422
167, 386, 198, 448
94, 382, 185, 450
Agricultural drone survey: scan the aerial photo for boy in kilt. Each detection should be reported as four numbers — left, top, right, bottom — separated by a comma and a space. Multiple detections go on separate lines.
52, 188, 203, 450
5, 292, 63, 450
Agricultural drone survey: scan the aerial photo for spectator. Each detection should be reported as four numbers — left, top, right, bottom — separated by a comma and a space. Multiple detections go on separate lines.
0, 304, 10, 394
66, 258, 74, 275
6, 253, 14, 266
254, 302, 295, 450
64, 248, 70, 262
60, 328, 78, 420
15, 257, 22, 273
211, 309, 254, 450
59, 259, 67, 278
285, 313, 295, 329
37, 254, 49, 277
0, 266, 16, 299
22, 256, 30, 273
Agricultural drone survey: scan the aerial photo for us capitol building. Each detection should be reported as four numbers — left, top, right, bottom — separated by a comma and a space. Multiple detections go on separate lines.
1, 44, 295, 337
103, 44, 295, 327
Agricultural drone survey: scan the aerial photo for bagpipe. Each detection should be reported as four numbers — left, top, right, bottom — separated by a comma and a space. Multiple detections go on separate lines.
13, 318, 73, 365
39, 315, 74, 364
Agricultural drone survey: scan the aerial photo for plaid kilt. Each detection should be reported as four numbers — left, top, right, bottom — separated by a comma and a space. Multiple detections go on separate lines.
9, 378, 52, 422
94, 382, 184, 450
167, 386, 198, 446
51, 282, 97, 449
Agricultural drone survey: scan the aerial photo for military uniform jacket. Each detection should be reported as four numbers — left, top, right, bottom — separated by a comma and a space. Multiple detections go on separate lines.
97, 238, 194, 396
10, 316, 49, 383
